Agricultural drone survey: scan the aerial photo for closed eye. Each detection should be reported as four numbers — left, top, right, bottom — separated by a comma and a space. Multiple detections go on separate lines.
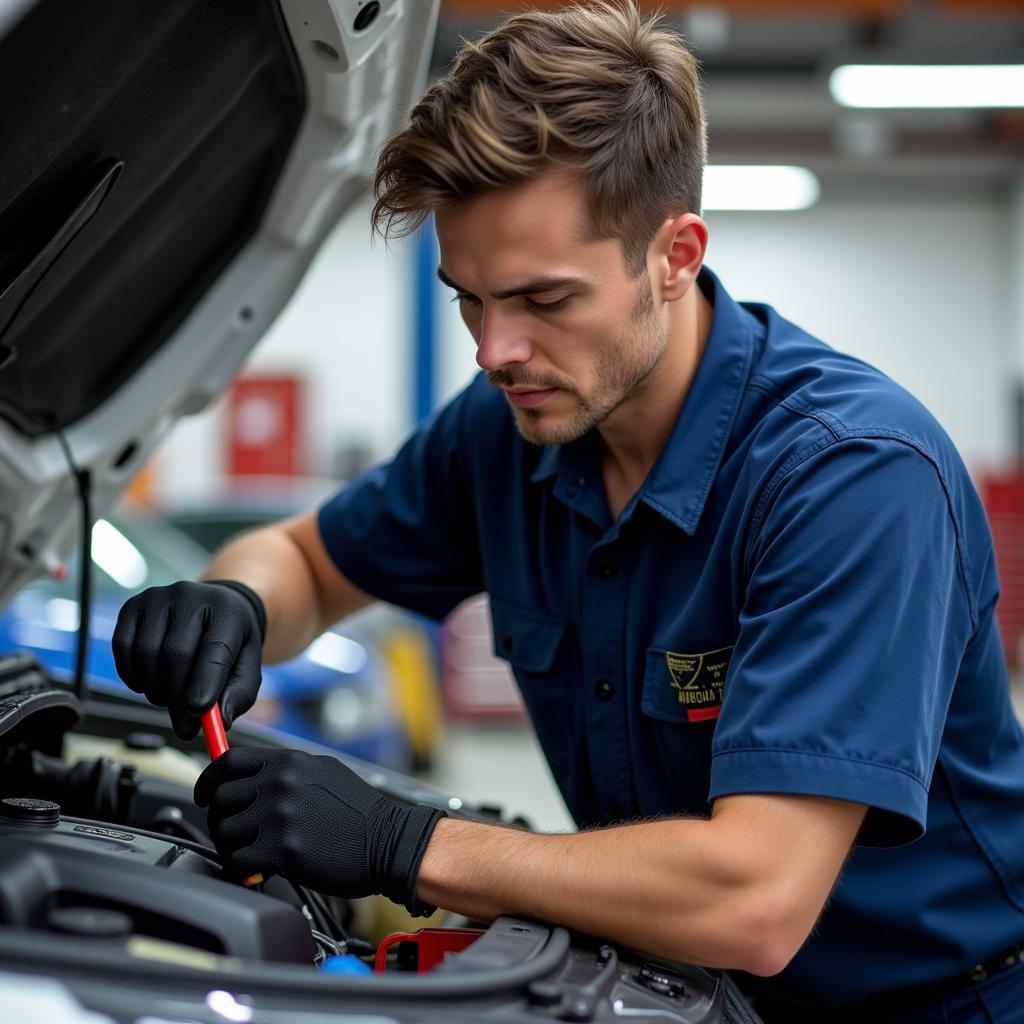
449, 292, 569, 313
525, 296, 570, 313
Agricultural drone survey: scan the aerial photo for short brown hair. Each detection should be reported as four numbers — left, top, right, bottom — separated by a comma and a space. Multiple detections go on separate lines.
372, 0, 707, 274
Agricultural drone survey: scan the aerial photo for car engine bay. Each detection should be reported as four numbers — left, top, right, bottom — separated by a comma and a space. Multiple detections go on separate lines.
0, 650, 762, 1023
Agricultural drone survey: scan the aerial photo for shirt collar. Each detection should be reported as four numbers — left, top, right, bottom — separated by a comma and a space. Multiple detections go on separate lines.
639, 265, 754, 535
529, 266, 754, 535
529, 441, 561, 484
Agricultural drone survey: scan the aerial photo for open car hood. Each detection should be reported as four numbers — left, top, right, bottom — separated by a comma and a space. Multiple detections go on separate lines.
0, 0, 438, 609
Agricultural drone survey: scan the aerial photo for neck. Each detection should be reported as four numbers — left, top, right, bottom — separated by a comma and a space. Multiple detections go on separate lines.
599, 278, 714, 499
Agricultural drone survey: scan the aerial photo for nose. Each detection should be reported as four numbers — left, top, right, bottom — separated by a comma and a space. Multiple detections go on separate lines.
474, 307, 532, 372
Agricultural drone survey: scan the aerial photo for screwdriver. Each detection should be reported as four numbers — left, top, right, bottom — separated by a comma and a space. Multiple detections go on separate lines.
200, 704, 265, 888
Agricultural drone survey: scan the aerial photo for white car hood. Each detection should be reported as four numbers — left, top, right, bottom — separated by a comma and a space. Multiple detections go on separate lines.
0, 0, 437, 607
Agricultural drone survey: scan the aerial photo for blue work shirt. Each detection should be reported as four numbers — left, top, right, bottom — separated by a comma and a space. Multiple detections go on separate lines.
318, 266, 1024, 1007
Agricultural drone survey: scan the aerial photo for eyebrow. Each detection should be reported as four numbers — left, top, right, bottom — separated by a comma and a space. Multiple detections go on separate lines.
436, 266, 584, 300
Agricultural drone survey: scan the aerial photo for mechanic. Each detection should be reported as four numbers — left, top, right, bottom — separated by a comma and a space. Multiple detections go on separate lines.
113, 3, 1024, 1020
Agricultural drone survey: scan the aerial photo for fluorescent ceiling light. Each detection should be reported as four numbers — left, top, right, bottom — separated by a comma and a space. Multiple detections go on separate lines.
91, 519, 148, 590
45, 598, 80, 633
306, 631, 369, 674
702, 165, 820, 212
830, 64, 1024, 109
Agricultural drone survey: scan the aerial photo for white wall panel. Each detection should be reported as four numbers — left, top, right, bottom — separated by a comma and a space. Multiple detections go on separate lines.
704, 190, 1013, 470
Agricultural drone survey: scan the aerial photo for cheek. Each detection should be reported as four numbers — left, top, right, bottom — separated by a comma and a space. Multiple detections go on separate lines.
460, 305, 482, 342
558, 311, 621, 361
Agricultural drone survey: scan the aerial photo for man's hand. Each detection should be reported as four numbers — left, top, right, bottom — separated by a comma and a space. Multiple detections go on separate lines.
193, 746, 446, 913
112, 580, 267, 739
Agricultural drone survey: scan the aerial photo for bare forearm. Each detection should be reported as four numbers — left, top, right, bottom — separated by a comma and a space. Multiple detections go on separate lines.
418, 817, 781, 972
418, 796, 865, 975
200, 527, 323, 663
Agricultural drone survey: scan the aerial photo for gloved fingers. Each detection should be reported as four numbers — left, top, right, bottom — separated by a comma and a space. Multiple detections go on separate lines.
221, 831, 280, 881
210, 813, 262, 863
220, 638, 262, 730
205, 777, 261, 820
130, 599, 172, 702
169, 705, 202, 742
194, 758, 225, 809
181, 612, 245, 720
111, 595, 140, 692
194, 745, 269, 807
157, 604, 204, 707
153, 606, 206, 739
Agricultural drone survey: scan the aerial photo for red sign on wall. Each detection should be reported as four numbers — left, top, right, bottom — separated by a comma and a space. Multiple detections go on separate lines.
982, 472, 1024, 670
227, 375, 304, 478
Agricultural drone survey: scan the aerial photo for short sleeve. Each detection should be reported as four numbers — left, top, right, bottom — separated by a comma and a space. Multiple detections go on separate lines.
317, 388, 484, 620
709, 437, 974, 846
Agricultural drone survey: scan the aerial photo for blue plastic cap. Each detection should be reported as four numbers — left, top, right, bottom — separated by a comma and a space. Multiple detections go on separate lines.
320, 954, 373, 975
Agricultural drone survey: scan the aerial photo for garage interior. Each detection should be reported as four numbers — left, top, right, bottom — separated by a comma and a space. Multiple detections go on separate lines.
2, 0, 1024, 1018
130, 0, 1024, 832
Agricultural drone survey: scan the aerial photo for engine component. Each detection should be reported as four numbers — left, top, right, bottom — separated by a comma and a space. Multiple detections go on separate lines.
0, 795, 59, 826
0, 808, 316, 963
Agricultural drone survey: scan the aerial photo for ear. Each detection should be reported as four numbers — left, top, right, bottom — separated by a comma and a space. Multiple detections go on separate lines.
650, 213, 709, 303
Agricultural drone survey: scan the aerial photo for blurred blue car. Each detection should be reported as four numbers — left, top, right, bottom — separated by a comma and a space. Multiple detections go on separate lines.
0, 508, 411, 770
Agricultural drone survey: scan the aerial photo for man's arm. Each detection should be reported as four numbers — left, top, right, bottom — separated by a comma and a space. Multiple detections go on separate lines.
418, 793, 866, 976
199, 508, 375, 664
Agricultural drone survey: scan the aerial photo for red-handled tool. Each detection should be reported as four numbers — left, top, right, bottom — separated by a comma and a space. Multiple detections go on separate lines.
200, 704, 264, 888
201, 703, 230, 759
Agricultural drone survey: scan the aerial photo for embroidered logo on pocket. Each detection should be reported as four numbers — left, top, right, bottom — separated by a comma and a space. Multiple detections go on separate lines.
665, 647, 732, 722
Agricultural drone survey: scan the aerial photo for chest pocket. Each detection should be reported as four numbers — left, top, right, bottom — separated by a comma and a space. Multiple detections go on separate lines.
490, 598, 566, 673
637, 645, 734, 814
641, 645, 732, 724
489, 598, 575, 783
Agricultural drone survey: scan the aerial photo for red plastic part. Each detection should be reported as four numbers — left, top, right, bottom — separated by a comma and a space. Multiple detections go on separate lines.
198, 705, 263, 887
201, 705, 230, 760
374, 927, 484, 973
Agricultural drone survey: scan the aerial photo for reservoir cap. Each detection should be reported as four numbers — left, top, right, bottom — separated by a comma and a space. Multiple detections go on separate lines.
0, 796, 60, 826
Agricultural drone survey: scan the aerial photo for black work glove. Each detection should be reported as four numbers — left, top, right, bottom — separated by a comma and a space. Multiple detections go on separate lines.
194, 746, 446, 915
112, 579, 267, 739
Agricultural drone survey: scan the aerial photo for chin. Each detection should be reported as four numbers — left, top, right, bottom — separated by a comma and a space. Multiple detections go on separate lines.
511, 408, 590, 447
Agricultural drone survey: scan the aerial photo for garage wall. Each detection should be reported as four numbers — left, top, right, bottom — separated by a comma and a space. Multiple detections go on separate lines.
155, 182, 1016, 502
702, 187, 1016, 472
1011, 178, 1024, 383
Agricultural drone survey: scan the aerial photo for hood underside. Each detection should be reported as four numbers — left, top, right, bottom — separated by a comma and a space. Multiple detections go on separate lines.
0, 0, 305, 436
0, 0, 438, 608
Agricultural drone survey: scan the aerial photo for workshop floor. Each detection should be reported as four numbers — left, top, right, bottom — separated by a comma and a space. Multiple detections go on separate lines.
422, 719, 574, 833
420, 677, 1024, 836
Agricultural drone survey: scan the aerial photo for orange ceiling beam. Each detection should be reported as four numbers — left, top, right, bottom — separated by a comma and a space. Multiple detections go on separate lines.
444, 1, 911, 13
446, 0, 1024, 12
941, 0, 1024, 10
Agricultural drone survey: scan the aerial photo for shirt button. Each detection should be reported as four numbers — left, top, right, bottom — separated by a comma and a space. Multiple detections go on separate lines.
595, 678, 615, 699
565, 477, 586, 498
595, 559, 618, 578
501, 633, 515, 655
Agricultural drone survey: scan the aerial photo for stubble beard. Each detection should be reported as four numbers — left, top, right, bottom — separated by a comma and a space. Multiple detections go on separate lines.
507, 275, 666, 447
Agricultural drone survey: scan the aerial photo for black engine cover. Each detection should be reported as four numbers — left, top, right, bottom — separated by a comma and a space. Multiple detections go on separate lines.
0, 809, 315, 963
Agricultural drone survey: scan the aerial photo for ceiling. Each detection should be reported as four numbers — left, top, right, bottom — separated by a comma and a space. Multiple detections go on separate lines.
431, 1, 1024, 192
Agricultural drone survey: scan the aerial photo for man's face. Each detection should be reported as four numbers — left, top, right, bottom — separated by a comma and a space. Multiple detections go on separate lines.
434, 170, 667, 446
